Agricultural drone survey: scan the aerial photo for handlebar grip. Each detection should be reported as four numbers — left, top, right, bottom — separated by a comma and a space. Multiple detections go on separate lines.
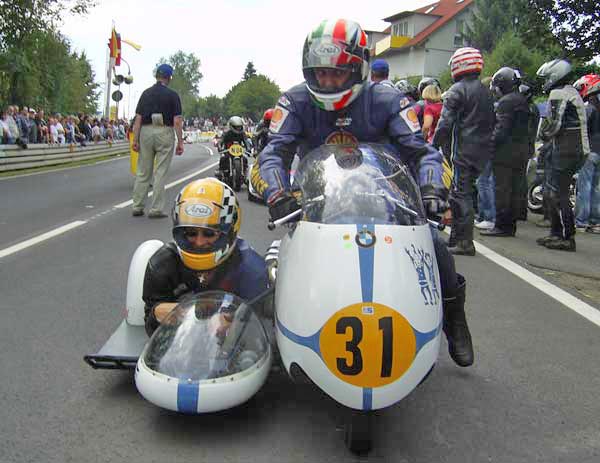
267, 222, 276, 231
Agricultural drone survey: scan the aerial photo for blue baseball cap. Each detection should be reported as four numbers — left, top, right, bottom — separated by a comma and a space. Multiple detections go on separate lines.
156, 64, 174, 78
371, 59, 389, 73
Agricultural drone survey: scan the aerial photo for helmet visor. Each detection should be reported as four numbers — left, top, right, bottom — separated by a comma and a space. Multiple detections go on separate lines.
173, 225, 229, 255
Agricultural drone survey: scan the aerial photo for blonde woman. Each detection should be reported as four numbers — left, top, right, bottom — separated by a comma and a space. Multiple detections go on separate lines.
421, 84, 443, 143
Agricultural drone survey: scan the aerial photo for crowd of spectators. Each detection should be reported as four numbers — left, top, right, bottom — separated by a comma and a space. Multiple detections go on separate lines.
0, 105, 130, 148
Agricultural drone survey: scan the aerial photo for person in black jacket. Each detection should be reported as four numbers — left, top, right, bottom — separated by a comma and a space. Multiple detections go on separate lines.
535, 59, 590, 251
432, 47, 495, 256
482, 68, 531, 237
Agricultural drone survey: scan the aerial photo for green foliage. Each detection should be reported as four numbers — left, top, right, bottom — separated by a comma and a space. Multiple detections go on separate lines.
156, 51, 203, 116
196, 94, 224, 119
530, 0, 600, 62
223, 75, 280, 121
0, 1, 98, 113
243, 61, 257, 81
0, 29, 99, 113
481, 31, 547, 83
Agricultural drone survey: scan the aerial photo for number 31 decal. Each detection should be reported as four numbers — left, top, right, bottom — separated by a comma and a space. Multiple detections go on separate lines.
320, 303, 417, 388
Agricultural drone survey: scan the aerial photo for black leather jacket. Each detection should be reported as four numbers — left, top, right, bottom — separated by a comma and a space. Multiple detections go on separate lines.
492, 91, 531, 166
220, 129, 249, 151
432, 75, 495, 170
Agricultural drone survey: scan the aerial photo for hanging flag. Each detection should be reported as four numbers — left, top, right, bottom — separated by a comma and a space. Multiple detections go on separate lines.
107, 27, 122, 66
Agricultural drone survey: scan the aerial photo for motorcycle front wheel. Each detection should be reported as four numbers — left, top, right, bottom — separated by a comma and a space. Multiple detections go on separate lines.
344, 409, 373, 454
232, 158, 242, 192
527, 179, 544, 214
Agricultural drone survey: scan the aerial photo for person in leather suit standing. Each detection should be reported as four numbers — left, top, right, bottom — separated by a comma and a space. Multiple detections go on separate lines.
481, 67, 531, 237
432, 47, 495, 256
536, 59, 590, 251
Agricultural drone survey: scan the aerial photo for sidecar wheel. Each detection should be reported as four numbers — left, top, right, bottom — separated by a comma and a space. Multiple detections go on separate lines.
344, 410, 373, 454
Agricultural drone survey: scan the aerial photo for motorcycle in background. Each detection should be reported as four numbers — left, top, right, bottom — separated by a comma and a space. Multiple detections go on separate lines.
217, 142, 251, 192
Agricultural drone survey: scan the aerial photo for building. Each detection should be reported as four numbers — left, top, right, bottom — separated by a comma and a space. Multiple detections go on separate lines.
369, 0, 475, 79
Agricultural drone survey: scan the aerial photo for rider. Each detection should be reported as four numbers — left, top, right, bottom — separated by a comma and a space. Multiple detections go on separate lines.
142, 177, 268, 335
253, 109, 273, 154
535, 59, 590, 251
218, 116, 251, 180
253, 18, 474, 367
432, 47, 495, 256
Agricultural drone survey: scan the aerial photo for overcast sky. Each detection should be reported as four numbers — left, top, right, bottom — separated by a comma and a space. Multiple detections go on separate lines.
61, 0, 432, 117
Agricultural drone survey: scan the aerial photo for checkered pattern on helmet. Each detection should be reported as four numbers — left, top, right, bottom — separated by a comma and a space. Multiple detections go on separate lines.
219, 187, 238, 225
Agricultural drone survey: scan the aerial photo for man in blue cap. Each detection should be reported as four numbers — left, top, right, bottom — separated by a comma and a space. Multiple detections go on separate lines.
131, 63, 184, 218
371, 59, 394, 88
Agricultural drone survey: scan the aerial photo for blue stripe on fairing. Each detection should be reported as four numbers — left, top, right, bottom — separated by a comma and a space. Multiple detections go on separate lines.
363, 388, 373, 410
356, 224, 375, 303
276, 316, 322, 358
414, 322, 443, 353
177, 382, 199, 414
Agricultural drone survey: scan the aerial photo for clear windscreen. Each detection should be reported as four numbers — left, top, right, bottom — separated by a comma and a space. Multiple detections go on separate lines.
141, 291, 269, 381
293, 144, 427, 225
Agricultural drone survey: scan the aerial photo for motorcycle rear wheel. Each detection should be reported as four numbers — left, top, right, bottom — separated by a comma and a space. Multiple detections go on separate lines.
344, 409, 373, 454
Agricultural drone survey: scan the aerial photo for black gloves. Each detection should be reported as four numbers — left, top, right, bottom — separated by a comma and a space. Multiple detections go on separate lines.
268, 195, 300, 222
421, 185, 449, 218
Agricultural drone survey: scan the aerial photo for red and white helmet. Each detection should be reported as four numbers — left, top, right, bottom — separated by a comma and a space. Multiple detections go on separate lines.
449, 47, 484, 81
573, 74, 600, 101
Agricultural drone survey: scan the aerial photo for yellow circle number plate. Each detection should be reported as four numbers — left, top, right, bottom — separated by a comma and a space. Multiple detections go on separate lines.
319, 302, 416, 388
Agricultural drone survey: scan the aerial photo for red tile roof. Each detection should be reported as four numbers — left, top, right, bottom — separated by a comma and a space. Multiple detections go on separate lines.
384, 0, 474, 49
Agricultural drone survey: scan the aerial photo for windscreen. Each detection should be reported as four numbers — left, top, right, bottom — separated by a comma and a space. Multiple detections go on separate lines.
293, 144, 427, 225
141, 291, 269, 381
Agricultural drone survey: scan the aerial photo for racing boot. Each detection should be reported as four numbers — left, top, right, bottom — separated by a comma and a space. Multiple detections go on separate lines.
544, 237, 576, 252
536, 235, 561, 246
448, 240, 476, 256
443, 274, 474, 367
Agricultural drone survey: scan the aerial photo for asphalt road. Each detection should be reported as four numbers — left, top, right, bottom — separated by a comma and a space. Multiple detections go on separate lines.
1, 143, 599, 463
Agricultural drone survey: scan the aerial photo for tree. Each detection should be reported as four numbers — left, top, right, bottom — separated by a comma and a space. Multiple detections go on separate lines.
224, 74, 280, 120
196, 94, 224, 119
466, 0, 559, 55
156, 51, 203, 116
243, 61, 257, 81
530, 0, 600, 61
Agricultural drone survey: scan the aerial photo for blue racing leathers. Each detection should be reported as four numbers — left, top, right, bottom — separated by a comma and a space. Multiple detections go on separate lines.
257, 82, 446, 204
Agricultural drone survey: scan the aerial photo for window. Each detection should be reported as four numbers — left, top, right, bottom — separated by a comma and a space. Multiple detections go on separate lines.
454, 19, 464, 47
392, 21, 410, 37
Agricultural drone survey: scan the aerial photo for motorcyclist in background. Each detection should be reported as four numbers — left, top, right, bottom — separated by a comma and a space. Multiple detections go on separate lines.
253, 109, 273, 154
432, 47, 495, 256
535, 59, 590, 251
142, 178, 268, 335
253, 18, 474, 367
481, 67, 530, 237
217, 116, 251, 181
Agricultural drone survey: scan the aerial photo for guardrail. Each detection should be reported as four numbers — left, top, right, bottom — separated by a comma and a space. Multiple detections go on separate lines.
0, 140, 130, 172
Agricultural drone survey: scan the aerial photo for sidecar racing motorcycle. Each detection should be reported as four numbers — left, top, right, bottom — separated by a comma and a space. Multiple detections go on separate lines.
85, 143, 443, 453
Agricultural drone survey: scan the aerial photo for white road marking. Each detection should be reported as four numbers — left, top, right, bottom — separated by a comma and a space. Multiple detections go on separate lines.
0, 154, 219, 259
451, 233, 600, 327
113, 161, 218, 209
0, 221, 87, 259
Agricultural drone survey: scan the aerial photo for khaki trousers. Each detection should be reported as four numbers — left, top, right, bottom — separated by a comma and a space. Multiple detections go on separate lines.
132, 125, 175, 213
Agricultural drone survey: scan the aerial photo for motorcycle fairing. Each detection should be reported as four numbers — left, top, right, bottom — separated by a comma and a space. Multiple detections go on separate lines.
275, 221, 442, 411
83, 320, 148, 370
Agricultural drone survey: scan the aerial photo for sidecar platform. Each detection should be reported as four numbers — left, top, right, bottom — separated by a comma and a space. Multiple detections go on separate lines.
84, 320, 149, 370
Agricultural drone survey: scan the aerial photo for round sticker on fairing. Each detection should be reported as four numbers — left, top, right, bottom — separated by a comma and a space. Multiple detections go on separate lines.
319, 302, 417, 388
185, 203, 213, 218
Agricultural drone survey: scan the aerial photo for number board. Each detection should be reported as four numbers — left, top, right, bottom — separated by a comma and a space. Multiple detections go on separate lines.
319, 302, 416, 388
229, 145, 244, 157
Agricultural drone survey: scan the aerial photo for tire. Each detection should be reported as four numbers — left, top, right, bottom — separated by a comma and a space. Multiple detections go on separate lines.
527, 179, 544, 214
232, 159, 242, 192
344, 410, 373, 454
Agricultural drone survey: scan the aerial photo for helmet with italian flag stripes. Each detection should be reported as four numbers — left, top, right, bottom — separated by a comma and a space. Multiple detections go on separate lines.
449, 47, 484, 81
302, 19, 370, 111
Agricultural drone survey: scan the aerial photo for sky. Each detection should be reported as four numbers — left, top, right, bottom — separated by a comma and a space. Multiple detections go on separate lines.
60, 0, 433, 118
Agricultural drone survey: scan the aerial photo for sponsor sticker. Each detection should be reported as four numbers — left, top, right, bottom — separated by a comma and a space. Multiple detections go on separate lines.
325, 131, 359, 146
385, 236, 393, 244
185, 203, 213, 218
399, 97, 411, 110
278, 95, 291, 107
313, 43, 341, 57
335, 117, 352, 127
400, 107, 421, 133
269, 106, 289, 134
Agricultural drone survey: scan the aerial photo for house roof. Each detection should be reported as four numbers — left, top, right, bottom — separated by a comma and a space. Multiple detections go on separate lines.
382, 0, 474, 49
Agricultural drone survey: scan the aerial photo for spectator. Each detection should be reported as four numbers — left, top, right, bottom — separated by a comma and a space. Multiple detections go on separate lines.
6, 106, 21, 144
28, 109, 38, 143
421, 84, 443, 143
91, 121, 102, 142
370, 59, 394, 88
55, 115, 66, 144
0, 107, 11, 143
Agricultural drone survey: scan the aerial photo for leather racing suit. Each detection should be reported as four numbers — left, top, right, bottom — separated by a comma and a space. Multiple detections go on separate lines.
142, 238, 268, 335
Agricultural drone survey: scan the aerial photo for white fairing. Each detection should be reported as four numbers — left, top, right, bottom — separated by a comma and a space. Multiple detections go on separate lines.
126, 240, 164, 325
135, 348, 271, 413
276, 221, 441, 411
